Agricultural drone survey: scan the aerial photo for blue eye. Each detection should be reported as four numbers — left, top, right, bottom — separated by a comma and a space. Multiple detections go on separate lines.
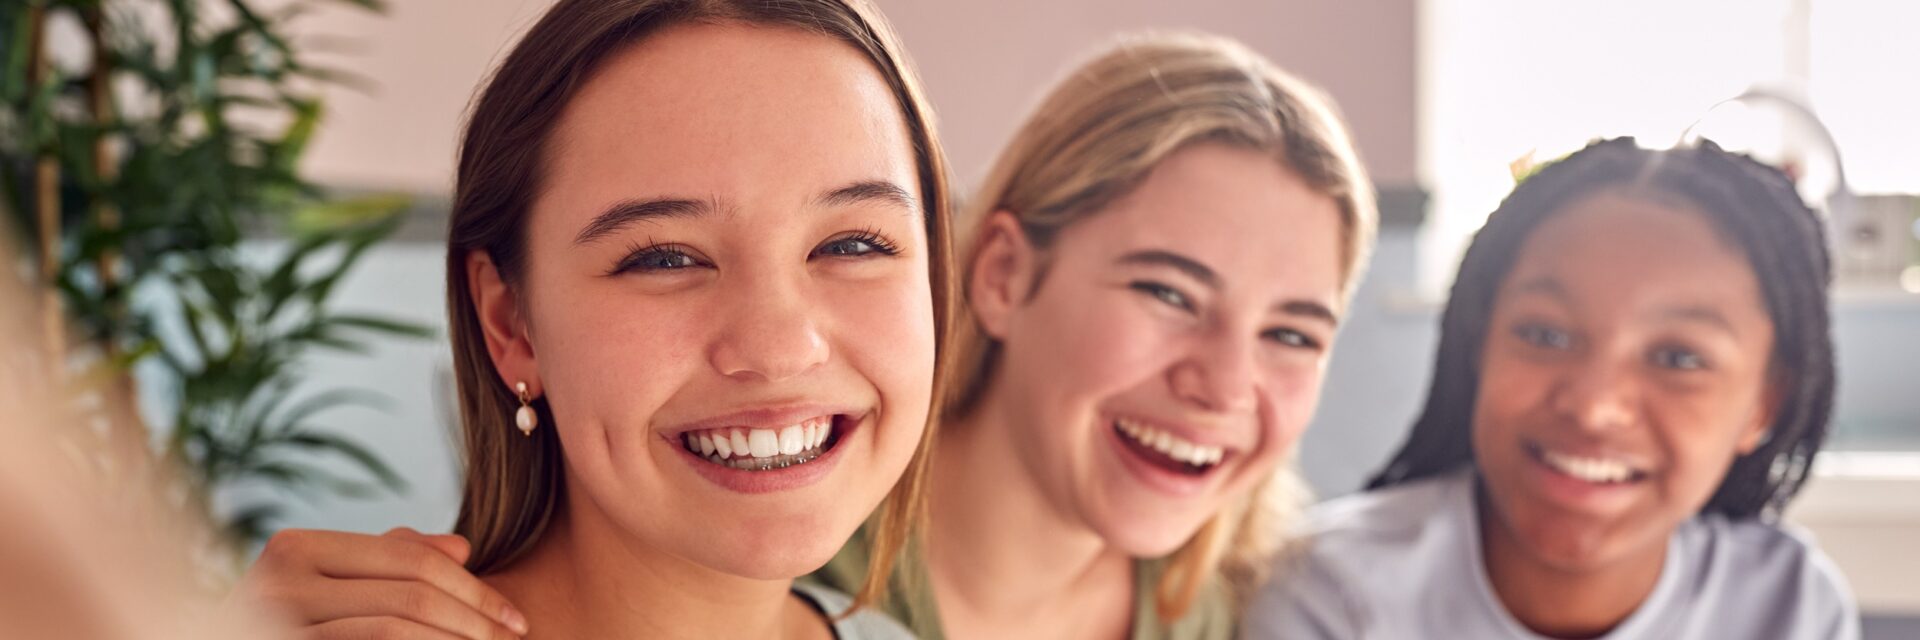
1650, 347, 1708, 371
814, 230, 901, 258
610, 244, 704, 275
1264, 327, 1321, 350
1514, 323, 1574, 350
1129, 281, 1193, 312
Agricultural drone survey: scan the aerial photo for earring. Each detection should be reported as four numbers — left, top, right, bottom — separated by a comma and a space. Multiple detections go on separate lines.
515, 381, 538, 437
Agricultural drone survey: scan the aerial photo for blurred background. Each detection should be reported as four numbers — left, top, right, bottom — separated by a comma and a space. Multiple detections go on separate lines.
6, 0, 1916, 636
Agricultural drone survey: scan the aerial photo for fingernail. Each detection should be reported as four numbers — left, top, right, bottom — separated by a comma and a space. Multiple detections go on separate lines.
503, 606, 529, 635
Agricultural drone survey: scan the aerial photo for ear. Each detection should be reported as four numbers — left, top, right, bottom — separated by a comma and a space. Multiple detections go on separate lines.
467, 250, 541, 397
1735, 373, 1788, 455
967, 210, 1040, 340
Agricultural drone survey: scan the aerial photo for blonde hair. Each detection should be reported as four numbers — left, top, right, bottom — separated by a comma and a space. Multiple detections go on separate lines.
445, 0, 955, 612
944, 32, 1377, 618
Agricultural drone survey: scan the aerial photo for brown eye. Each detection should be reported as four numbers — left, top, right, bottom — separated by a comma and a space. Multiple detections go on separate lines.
1514, 323, 1574, 350
1650, 346, 1708, 371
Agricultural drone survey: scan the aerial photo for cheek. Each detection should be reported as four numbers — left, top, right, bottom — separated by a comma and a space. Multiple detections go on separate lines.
1647, 390, 1762, 493
1471, 356, 1547, 435
1265, 362, 1326, 445
1020, 290, 1180, 400
827, 270, 936, 406
527, 280, 706, 462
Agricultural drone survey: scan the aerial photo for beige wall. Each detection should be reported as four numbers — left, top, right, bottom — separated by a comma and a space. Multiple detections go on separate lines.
296, 0, 1419, 194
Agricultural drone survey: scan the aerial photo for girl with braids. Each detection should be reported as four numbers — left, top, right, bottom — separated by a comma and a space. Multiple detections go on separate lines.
1245, 138, 1859, 639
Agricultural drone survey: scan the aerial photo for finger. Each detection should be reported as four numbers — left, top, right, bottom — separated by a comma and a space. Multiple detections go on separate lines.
259, 530, 525, 634
302, 616, 469, 640
293, 580, 521, 640
384, 527, 471, 565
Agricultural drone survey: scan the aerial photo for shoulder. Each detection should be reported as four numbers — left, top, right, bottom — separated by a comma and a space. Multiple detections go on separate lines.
1243, 472, 1477, 639
1292, 471, 1474, 563
791, 580, 919, 640
1687, 515, 1859, 637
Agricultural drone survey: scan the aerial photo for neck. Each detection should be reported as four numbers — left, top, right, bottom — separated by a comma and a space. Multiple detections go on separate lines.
1477, 490, 1667, 639
925, 395, 1134, 638
484, 479, 827, 640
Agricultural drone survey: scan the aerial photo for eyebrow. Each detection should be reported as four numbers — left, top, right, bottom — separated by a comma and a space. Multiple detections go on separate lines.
1117, 249, 1341, 326
1510, 276, 1741, 337
1655, 306, 1740, 338
573, 198, 710, 245
1508, 276, 1571, 300
572, 180, 918, 246
815, 180, 917, 211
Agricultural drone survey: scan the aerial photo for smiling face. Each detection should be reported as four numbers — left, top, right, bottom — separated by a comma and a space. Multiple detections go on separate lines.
472, 22, 934, 580
974, 143, 1345, 555
1473, 190, 1781, 573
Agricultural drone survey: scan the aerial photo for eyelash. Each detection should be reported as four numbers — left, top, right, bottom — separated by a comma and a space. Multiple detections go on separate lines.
607, 241, 703, 276
1513, 322, 1576, 351
1264, 327, 1321, 350
1512, 321, 1713, 372
1650, 345, 1710, 371
814, 228, 901, 259
605, 229, 902, 276
1130, 280, 1194, 312
1131, 281, 1322, 351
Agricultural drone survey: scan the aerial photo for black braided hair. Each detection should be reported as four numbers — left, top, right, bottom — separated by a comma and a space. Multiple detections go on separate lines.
1365, 137, 1835, 520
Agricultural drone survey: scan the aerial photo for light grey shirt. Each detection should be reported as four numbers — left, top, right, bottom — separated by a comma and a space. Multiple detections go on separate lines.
1243, 470, 1859, 640
793, 579, 918, 639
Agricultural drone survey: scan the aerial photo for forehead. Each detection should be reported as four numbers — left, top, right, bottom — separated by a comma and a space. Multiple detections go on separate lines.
1505, 192, 1766, 315
1070, 144, 1345, 302
536, 22, 917, 223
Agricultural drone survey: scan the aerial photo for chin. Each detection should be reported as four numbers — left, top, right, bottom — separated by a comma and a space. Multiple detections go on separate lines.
1093, 504, 1213, 558
669, 505, 860, 581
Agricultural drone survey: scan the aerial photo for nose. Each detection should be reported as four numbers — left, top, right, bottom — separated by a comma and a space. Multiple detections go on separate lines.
1548, 356, 1640, 433
706, 269, 829, 382
1168, 328, 1258, 414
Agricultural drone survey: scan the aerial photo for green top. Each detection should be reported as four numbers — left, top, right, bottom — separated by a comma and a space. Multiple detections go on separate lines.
804, 529, 1236, 640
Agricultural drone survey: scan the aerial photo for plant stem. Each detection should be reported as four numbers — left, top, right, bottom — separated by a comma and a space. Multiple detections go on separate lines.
26, 3, 64, 379
84, 5, 156, 472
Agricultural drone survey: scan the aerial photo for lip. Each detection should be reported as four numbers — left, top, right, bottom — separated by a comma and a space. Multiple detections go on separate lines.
1106, 412, 1247, 452
663, 403, 864, 436
1105, 418, 1228, 498
1518, 439, 1647, 514
669, 413, 861, 494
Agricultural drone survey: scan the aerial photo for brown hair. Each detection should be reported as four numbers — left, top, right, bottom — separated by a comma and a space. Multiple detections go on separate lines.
943, 32, 1377, 618
444, 0, 955, 611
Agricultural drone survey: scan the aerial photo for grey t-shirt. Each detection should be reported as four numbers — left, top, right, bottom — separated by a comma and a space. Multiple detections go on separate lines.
793, 579, 918, 639
1243, 470, 1859, 640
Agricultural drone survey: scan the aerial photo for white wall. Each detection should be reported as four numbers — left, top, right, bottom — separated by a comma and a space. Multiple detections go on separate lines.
293, 0, 1418, 193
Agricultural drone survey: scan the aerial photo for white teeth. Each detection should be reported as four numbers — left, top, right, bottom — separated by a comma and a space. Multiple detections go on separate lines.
779, 425, 804, 456
679, 417, 838, 471
1541, 450, 1635, 483
748, 429, 779, 458
1115, 417, 1225, 468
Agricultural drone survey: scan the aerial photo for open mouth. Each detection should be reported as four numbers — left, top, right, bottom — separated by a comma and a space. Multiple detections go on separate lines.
679, 415, 846, 472
1113, 417, 1226, 476
1525, 441, 1649, 485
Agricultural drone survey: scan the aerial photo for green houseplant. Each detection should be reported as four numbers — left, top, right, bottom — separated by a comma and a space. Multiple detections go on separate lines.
1, 0, 427, 545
